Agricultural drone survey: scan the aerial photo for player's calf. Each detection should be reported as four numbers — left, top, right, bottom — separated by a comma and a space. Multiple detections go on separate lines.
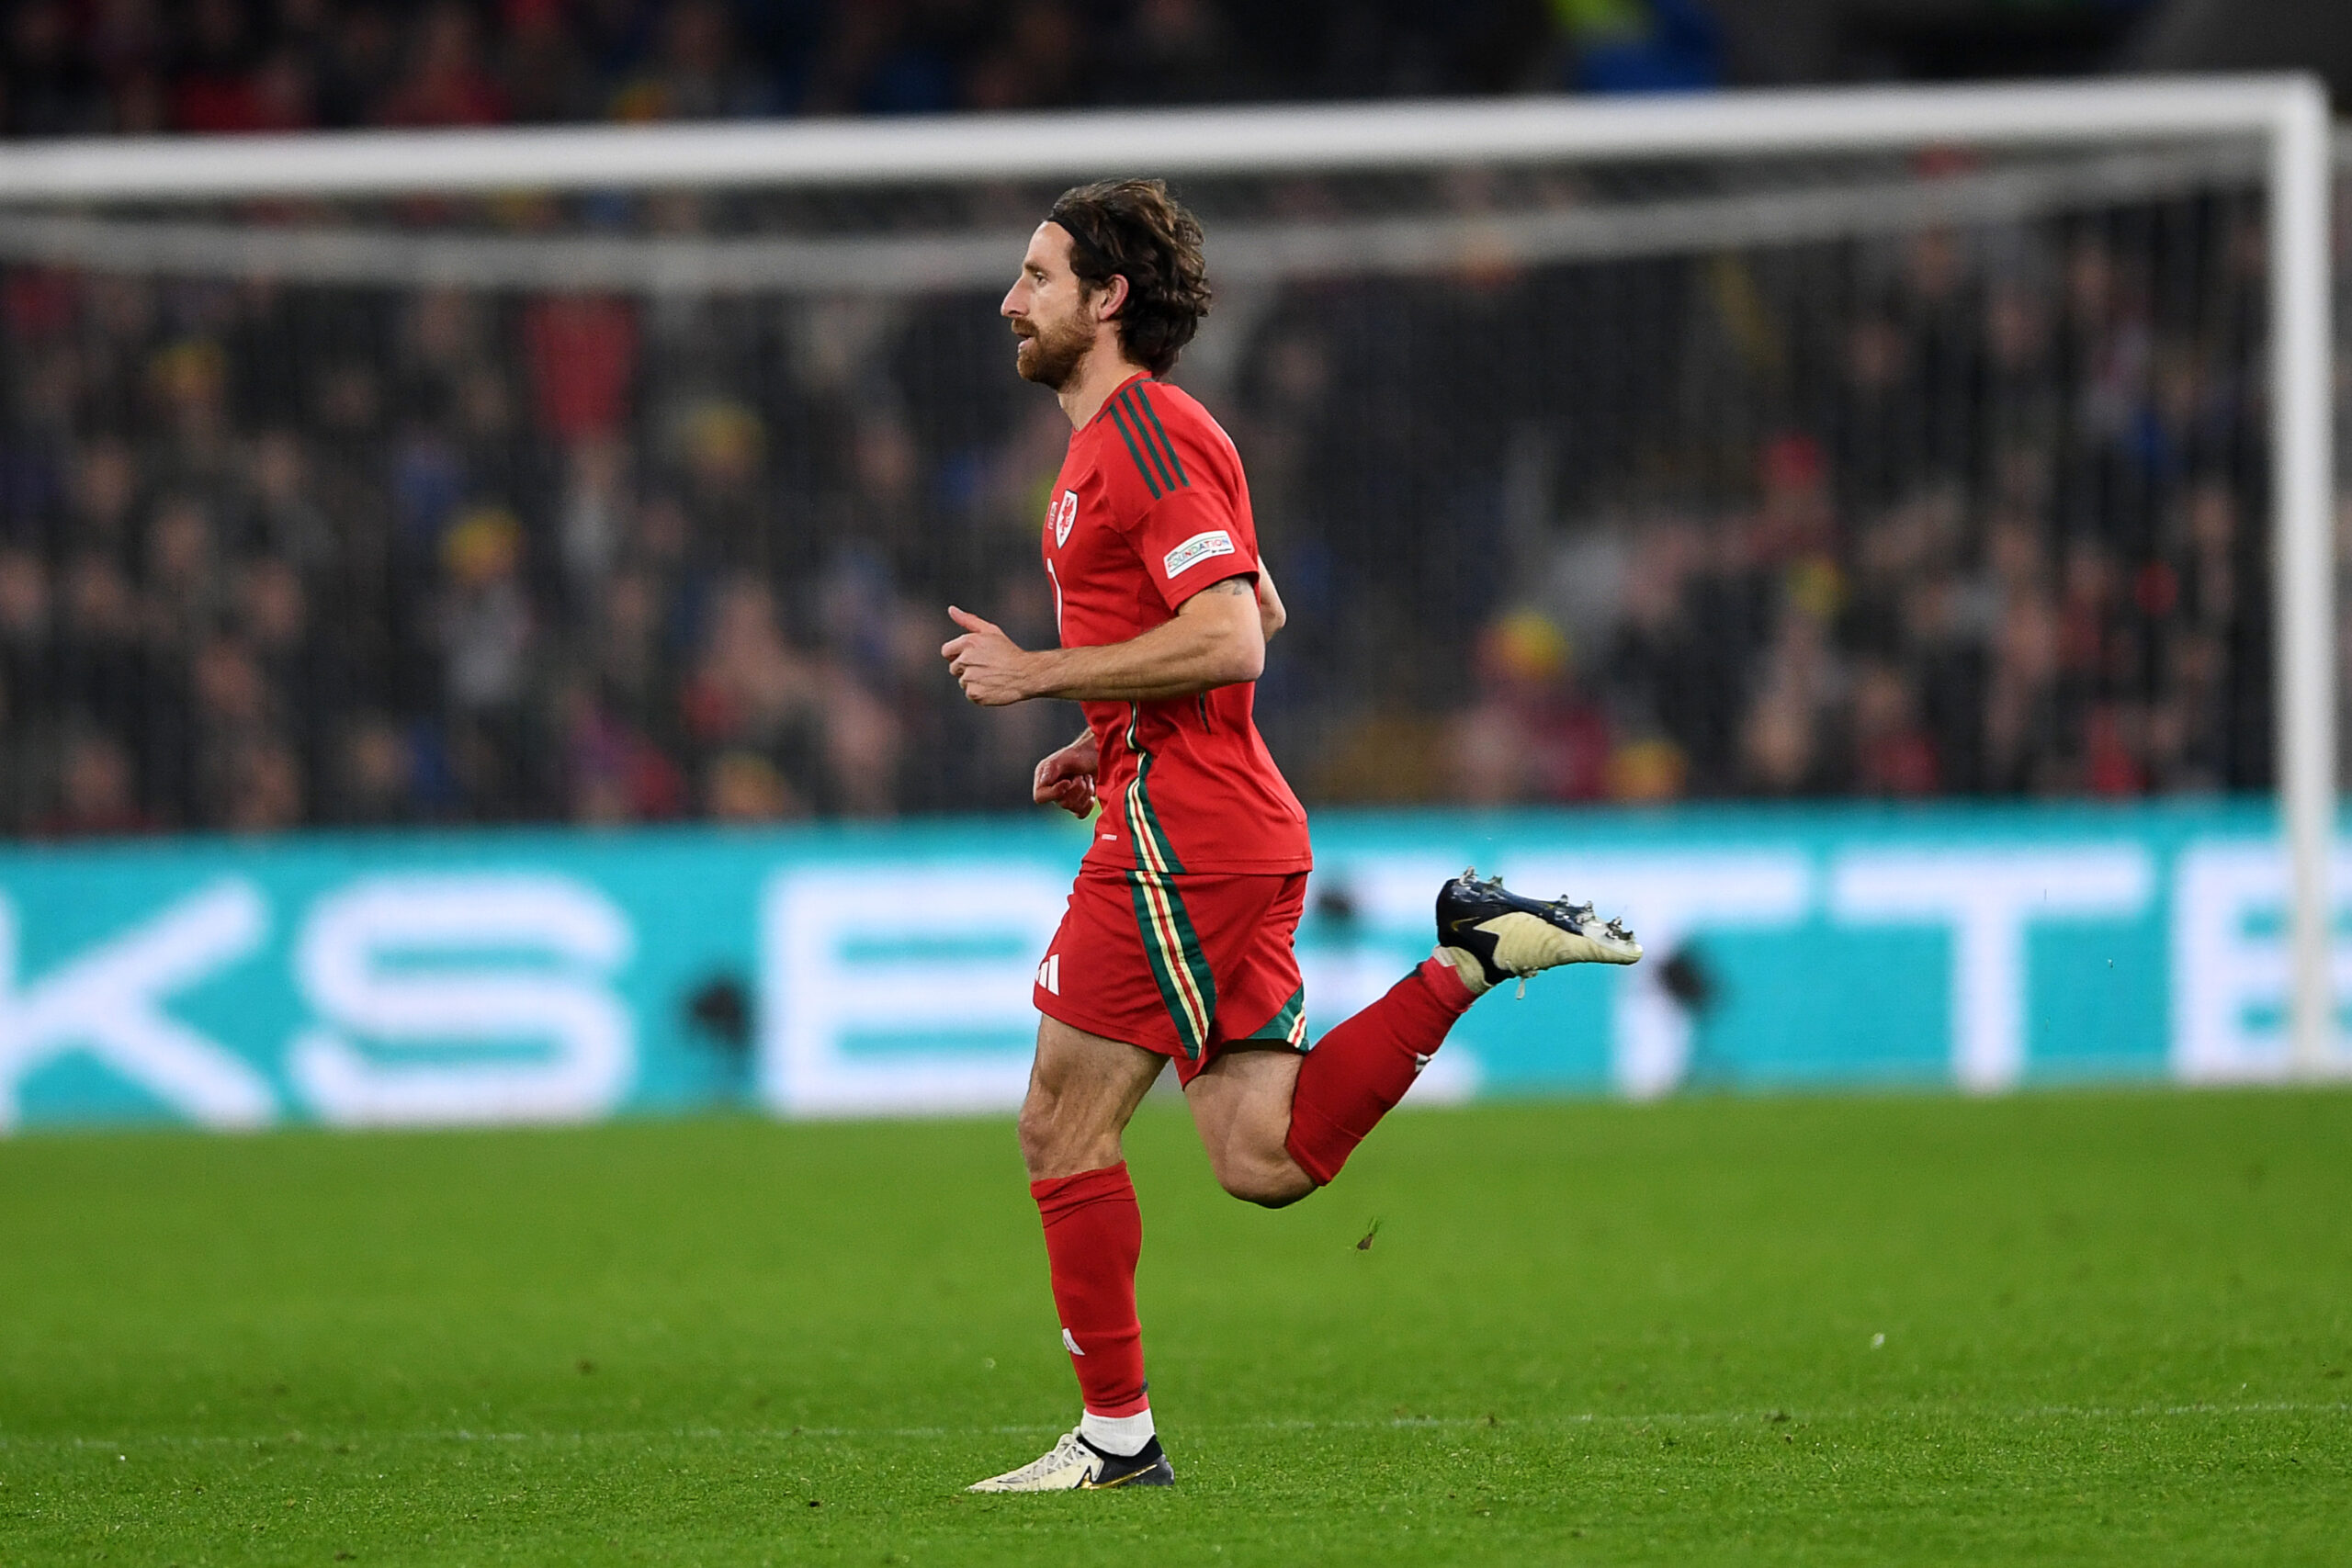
1185, 1045, 1317, 1208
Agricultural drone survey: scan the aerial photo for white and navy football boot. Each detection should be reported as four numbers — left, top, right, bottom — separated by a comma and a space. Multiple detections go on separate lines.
966, 1427, 1175, 1492
1435, 867, 1643, 997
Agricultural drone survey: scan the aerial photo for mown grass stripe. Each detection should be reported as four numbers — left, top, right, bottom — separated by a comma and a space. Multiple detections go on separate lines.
25, 1398, 2352, 1450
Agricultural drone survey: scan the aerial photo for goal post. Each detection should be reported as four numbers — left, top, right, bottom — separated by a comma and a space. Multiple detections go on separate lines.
0, 75, 2333, 1073
2266, 79, 2338, 1080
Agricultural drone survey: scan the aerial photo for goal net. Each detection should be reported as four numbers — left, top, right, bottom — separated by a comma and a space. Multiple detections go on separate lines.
0, 80, 2334, 1045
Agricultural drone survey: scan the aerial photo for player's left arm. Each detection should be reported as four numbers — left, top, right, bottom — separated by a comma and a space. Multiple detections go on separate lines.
1255, 562, 1284, 643
943, 576, 1262, 705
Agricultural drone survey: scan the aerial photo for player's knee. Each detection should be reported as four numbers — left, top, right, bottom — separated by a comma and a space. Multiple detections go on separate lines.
1015, 1095, 1061, 1178
1224, 1174, 1312, 1209
1018, 1090, 1119, 1180
1236, 1180, 1311, 1210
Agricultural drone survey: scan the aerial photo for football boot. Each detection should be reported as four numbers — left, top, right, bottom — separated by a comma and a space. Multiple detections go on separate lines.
966, 1427, 1176, 1492
1435, 867, 1642, 997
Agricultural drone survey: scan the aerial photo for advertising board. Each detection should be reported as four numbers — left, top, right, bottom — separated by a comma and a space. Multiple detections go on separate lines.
0, 801, 2330, 1132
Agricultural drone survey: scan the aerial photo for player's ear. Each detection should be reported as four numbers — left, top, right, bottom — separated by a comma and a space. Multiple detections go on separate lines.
1091, 273, 1131, 323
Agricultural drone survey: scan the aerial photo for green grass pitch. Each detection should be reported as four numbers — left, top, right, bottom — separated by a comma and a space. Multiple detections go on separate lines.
1, 1089, 2346, 1566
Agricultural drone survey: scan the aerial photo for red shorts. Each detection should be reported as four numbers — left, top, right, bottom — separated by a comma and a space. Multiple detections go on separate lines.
1034, 865, 1308, 1086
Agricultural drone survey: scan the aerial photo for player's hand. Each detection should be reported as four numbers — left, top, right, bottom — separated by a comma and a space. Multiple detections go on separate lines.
1033, 733, 1101, 817
942, 605, 1036, 706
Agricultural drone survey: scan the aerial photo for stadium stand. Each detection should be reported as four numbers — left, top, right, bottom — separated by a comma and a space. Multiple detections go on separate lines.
0, 1, 2324, 833
0, 1, 2189, 139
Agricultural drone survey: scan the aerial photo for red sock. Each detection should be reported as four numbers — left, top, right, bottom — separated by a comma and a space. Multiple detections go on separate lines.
1284, 957, 1476, 1185
1031, 1161, 1148, 1417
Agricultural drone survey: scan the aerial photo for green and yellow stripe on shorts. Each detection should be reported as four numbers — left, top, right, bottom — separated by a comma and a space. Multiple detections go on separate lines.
1251, 986, 1308, 1051
1123, 705, 1216, 1058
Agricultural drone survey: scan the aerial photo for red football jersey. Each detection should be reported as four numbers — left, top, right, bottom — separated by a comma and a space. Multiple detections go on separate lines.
1040, 373, 1312, 875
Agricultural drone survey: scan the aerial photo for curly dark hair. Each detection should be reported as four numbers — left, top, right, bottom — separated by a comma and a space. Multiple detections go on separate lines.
1045, 178, 1213, 376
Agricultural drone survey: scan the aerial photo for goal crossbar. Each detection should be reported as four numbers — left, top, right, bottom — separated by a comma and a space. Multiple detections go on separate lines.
0, 142, 2264, 293
0, 75, 2320, 201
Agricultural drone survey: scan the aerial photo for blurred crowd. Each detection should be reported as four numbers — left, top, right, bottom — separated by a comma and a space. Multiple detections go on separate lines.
0, 0, 2199, 138
0, 2, 2306, 834
0, 0, 1644, 136
0, 183, 2294, 835
1350, 219, 2280, 807
0, 261, 1072, 831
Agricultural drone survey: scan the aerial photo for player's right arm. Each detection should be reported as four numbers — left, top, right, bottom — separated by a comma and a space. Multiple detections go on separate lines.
945, 578, 1261, 705
1023, 564, 1270, 817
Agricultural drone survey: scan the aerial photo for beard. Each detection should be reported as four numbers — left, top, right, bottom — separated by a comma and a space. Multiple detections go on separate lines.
1013, 311, 1093, 390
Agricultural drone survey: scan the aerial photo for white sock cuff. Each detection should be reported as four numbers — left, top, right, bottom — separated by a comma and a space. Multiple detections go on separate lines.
1434, 943, 1492, 997
1080, 1407, 1155, 1457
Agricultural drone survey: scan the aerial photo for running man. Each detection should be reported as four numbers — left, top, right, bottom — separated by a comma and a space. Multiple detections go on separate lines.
942, 178, 1642, 1492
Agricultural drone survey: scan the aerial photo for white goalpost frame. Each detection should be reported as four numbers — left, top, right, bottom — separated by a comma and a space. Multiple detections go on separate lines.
0, 75, 2334, 1076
